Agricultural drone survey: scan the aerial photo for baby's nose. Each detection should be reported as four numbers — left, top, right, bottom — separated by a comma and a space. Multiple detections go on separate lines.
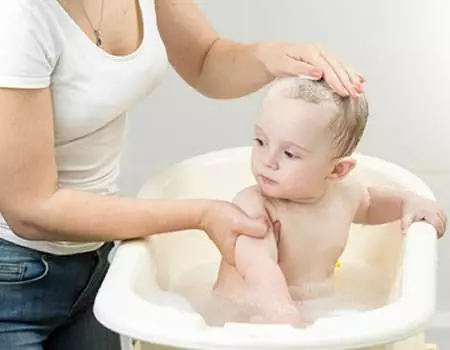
263, 155, 279, 170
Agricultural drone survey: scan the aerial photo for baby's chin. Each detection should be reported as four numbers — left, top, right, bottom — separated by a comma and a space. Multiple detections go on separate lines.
253, 174, 312, 201
257, 184, 298, 201
257, 182, 318, 203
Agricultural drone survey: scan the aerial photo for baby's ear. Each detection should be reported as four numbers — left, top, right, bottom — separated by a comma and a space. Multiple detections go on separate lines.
327, 157, 356, 181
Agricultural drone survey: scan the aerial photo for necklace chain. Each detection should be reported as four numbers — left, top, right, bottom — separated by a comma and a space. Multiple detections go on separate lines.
80, 0, 105, 47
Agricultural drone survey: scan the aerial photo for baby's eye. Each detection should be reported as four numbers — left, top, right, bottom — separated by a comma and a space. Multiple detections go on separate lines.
253, 137, 264, 146
284, 151, 300, 159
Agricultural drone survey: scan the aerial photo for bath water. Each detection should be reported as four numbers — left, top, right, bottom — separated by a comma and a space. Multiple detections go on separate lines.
165, 262, 375, 327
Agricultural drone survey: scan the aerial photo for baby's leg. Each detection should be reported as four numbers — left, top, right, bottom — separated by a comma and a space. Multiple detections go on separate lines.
188, 288, 254, 326
212, 187, 308, 325
233, 233, 308, 325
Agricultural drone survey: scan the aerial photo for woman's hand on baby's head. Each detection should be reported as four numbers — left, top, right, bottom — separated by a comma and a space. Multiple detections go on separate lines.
200, 200, 268, 265
254, 42, 365, 97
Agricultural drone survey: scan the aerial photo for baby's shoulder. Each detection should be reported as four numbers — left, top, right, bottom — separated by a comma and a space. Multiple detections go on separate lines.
233, 185, 264, 201
339, 173, 362, 190
335, 174, 368, 203
232, 185, 268, 218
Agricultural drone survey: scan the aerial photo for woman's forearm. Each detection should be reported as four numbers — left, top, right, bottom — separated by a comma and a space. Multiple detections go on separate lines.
5, 188, 208, 242
196, 40, 273, 99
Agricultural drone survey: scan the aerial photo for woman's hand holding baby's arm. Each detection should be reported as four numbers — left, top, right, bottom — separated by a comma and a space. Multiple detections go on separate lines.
200, 200, 268, 265
353, 184, 446, 238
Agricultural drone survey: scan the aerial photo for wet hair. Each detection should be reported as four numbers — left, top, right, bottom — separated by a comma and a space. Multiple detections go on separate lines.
267, 77, 369, 157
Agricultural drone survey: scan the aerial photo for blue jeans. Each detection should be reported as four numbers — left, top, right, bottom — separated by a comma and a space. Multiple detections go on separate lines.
0, 238, 121, 350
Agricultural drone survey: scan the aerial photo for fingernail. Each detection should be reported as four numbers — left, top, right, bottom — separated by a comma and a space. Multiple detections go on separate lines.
311, 70, 323, 78
356, 83, 364, 92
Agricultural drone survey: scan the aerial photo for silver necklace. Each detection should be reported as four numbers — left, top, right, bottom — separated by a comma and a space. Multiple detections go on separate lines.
80, 0, 105, 47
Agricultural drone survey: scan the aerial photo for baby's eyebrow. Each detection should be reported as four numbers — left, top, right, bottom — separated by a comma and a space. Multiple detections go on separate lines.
254, 124, 267, 135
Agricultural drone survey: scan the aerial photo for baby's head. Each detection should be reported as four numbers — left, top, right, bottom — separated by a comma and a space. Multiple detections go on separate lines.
251, 76, 369, 202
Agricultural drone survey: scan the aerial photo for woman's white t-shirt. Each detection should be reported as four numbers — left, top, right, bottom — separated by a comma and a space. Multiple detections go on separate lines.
0, 0, 168, 254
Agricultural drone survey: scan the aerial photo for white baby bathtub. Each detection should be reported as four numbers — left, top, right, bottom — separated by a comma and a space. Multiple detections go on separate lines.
94, 147, 438, 350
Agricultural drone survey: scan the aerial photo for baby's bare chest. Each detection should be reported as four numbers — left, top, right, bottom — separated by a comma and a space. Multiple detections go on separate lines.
268, 197, 355, 262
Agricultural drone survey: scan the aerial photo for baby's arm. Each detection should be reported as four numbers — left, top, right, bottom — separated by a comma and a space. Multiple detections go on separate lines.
353, 184, 403, 225
233, 187, 301, 321
352, 182, 446, 237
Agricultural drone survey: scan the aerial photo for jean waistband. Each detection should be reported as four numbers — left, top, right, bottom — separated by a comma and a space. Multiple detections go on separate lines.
0, 238, 114, 260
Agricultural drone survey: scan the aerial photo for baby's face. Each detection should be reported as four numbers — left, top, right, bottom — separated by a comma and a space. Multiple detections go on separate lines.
251, 94, 336, 201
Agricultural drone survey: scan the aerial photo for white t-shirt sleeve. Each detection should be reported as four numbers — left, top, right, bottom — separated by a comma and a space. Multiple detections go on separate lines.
0, 1, 59, 89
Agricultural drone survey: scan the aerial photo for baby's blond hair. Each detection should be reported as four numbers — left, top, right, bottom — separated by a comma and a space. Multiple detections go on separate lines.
267, 77, 369, 157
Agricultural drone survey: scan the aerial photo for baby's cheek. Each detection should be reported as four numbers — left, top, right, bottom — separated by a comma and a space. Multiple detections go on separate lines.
250, 158, 259, 174
278, 178, 296, 194
285, 174, 307, 191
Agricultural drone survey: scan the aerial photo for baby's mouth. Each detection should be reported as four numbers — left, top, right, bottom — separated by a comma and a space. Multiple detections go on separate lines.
257, 174, 277, 185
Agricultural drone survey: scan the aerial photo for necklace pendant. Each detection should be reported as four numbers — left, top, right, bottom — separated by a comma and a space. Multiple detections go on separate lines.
94, 29, 102, 47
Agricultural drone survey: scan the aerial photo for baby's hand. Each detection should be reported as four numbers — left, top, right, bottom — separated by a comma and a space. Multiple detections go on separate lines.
401, 193, 447, 238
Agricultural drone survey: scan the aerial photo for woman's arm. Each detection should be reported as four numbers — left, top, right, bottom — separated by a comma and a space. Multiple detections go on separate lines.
154, 0, 364, 99
154, 0, 268, 98
0, 87, 203, 241
0, 88, 265, 261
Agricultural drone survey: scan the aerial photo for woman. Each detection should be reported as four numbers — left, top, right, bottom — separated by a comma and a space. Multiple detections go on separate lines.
0, 0, 364, 349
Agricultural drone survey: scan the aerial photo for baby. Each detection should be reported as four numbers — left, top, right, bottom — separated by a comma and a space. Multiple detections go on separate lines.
209, 77, 446, 326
